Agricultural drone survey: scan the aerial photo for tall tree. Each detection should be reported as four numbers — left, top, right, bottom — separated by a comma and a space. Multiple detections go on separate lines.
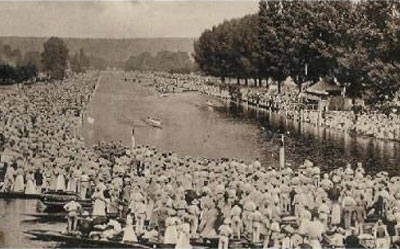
258, 0, 288, 92
41, 37, 69, 80
233, 14, 260, 85
71, 48, 90, 73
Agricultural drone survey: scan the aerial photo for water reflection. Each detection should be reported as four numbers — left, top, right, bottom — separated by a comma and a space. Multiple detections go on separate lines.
216, 102, 400, 176
0, 200, 62, 248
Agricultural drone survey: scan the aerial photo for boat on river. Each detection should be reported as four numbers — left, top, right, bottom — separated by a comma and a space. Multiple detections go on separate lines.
23, 212, 122, 223
206, 100, 223, 108
145, 116, 162, 128
24, 229, 150, 248
40, 191, 92, 211
205, 100, 215, 107
25, 229, 209, 248
159, 93, 169, 98
0, 191, 41, 199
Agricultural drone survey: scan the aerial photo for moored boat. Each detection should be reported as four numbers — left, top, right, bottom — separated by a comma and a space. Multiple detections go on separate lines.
25, 229, 209, 248
0, 191, 42, 199
40, 191, 92, 211
24, 229, 150, 248
23, 212, 67, 222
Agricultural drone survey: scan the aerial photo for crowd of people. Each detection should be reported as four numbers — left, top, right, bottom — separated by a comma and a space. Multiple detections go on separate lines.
37, 143, 400, 249
0, 71, 100, 194
1, 70, 400, 249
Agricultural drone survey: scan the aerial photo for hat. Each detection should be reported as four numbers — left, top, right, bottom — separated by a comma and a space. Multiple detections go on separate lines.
284, 225, 294, 234
82, 211, 90, 217
224, 218, 231, 225
168, 209, 177, 216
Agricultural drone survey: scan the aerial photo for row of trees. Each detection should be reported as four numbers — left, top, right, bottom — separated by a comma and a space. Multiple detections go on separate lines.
194, 1, 400, 102
0, 37, 91, 84
0, 44, 40, 84
125, 51, 196, 74
0, 64, 37, 85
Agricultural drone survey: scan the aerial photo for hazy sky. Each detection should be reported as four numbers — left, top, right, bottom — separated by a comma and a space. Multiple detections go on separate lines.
0, 1, 259, 39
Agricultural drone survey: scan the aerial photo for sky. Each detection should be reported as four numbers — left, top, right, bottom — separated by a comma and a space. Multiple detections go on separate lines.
0, 1, 259, 39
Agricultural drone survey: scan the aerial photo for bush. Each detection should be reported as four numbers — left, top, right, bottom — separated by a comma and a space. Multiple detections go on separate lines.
0, 63, 37, 85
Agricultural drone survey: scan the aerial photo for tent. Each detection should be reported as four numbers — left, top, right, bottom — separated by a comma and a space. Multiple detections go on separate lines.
306, 80, 343, 96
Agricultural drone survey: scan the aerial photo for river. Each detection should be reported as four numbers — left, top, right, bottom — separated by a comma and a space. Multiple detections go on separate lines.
84, 71, 400, 176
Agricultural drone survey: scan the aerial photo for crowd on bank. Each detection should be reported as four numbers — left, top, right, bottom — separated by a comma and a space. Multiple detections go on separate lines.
0, 71, 99, 194
1, 71, 400, 249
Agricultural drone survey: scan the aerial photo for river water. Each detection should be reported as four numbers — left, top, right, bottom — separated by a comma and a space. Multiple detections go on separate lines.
2, 71, 400, 248
84, 71, 400, 176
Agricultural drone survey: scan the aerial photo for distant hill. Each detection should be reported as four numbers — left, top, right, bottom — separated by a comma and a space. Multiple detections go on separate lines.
0, 36, 195, 67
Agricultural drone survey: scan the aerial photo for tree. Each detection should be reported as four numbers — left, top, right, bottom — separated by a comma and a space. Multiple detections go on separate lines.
232, 14, 260, 85
193, 0, 400, 103
41, 37, 69, 80
15, 64, 37, 83
125, 51, 195, 73
258, 0, 288, 92
22, 51, 42, 70
0, 64, 15, 84
71, 48, 90, 73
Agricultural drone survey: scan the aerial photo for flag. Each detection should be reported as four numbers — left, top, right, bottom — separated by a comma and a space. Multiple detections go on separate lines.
87, 116, 95, 125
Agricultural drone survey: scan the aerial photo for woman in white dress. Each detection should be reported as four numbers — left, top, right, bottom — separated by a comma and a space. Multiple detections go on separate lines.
175, 218, 191, 249
13, 167, 25, 192
56, 167, 66, 191
331, 201, 341, 226
164, 209, 179, 244
49, 168, 57, 190
122, 214, 138, 242
92, 187, 106, 216
25, 170, 36, 194
2, 164, 15, 192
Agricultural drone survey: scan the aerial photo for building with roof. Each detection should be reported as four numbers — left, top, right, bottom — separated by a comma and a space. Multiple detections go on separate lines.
299, 80, 348, 110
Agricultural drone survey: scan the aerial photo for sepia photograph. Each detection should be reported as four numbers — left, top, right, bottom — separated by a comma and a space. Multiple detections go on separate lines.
0, 0, 400, 248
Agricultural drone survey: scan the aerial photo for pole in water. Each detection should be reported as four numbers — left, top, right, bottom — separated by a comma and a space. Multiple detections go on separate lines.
80, 111, 84, 137
131, 127, 136, 150
279, 134, 285, 170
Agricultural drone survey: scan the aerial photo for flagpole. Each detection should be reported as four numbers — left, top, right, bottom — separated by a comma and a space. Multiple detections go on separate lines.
279, 134, 285, 171
131, 127, 136, 151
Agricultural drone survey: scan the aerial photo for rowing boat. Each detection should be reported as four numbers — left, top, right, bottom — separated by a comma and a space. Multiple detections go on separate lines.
145, 116, 162, 128
205, 100, 215, 107
25, 229, 209, 248
0, 191, 42, 199
23, 213, 122, 223
40, 191, 92, 210
24, 213, 67, 222
24, 229, 150, 248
